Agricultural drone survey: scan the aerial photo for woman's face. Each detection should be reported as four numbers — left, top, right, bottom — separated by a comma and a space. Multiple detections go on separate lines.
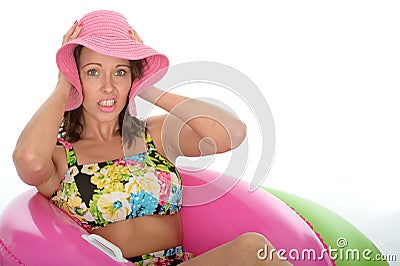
78, 47, 132, 123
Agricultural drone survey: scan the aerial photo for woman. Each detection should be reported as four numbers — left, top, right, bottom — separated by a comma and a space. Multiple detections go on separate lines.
13, 10, 291, 265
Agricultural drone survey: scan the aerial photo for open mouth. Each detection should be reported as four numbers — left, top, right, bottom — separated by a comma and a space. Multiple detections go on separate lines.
98, 99, 116, 107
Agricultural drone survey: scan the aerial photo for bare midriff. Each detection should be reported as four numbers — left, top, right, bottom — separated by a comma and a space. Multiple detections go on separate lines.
91, 213, 183, 258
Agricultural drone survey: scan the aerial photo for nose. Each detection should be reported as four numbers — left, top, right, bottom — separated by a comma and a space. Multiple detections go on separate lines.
100, 74, 115, 94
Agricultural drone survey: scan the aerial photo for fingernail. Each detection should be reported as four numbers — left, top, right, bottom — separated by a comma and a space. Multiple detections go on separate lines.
128, 29, 133, 35
78, 22, 83, 27
74, 20, 78, 24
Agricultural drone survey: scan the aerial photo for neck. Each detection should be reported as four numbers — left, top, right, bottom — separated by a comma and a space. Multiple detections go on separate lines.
81, 117, 120, 142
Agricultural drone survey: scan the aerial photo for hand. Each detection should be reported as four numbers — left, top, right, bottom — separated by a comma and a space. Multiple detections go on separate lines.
129, 28, 143, 44
62, 20, 82, 45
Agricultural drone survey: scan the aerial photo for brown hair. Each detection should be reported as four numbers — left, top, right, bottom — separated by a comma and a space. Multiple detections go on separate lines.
58, 45, 147, 147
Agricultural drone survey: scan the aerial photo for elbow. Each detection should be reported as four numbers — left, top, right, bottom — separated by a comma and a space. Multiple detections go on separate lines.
203, 119, 247, 154
229, 120, 247, 150
12, 147, 49, 186
217, 120, 247, 153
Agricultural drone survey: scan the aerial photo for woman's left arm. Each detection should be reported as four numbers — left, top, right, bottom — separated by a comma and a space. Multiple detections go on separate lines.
139, 86, 246, 159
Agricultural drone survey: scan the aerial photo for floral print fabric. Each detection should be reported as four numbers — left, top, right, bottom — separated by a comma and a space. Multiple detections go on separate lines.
128, 245, 194, 265
50, 128, 183, 230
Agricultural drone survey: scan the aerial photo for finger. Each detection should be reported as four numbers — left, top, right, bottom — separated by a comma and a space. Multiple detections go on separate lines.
132, 29, 143, 44
129, 28, 143, 44
62, 21, 78, 45
128, 29, 137, 41
70, 22, 83, 40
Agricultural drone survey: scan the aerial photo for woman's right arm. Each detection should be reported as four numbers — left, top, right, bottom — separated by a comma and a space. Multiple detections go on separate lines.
12, 21, 81, 188
12, 77, 71, 187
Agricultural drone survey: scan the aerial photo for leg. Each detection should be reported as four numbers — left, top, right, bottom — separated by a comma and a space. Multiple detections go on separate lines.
180, 232, 292, 265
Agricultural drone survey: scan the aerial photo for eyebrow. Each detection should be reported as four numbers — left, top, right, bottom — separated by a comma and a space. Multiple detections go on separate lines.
116, 64, 131, 68
80, 63, 131, 69
81, 62, 101, 68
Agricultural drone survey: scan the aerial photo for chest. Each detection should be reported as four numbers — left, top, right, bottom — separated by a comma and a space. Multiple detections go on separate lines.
52, 153, 183, 229
72, 137, 147, 165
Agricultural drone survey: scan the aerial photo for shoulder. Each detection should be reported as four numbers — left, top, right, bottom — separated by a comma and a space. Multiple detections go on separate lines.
145, 114, 205, 159
145, 114, 165, 131
145, 114, 179, 163
145, 114, 167, 151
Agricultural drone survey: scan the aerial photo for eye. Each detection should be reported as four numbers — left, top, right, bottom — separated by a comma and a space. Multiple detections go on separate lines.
115, 69, 127, 77
87, 69, 99, 76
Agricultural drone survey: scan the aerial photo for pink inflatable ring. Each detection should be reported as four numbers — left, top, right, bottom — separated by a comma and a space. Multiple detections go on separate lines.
0, 169, 335, 265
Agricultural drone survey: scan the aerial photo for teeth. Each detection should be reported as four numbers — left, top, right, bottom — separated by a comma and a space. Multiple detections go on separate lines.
99, 99, 115, 107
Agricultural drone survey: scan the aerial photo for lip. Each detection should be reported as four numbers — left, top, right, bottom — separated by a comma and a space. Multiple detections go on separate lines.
97, 97, 117, 113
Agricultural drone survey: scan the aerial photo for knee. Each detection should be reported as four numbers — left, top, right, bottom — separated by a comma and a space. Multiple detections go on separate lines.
233, 232, 271, 252
232, 232, 291, 265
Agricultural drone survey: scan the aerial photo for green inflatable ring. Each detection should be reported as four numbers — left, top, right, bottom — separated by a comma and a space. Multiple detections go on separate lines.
263, 187, 389, 266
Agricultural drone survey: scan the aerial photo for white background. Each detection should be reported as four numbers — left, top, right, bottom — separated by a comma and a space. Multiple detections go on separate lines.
0, 0, 399, 264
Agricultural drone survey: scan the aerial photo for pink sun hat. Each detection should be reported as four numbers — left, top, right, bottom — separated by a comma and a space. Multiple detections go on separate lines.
56, 10, 169, 116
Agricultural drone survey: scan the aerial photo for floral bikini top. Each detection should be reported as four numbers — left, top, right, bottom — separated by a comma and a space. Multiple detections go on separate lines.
50, 128, 183, 231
